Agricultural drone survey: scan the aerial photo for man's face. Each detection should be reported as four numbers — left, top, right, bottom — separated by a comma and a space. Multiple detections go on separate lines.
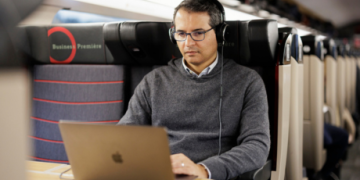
174, 8, 218, 67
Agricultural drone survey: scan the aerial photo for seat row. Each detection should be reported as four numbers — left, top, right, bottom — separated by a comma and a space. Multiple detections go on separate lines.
19, 20, 360, 180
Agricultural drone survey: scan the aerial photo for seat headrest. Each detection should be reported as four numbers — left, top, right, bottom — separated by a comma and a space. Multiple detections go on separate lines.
0, 0, 43, 28
223, 19, 278, 66
336, 42, 355, 58
108, 22, 182, 65
275, 29, 292, 65
278, 27, 297, 35
278, 27, 303, 63
337, 44, 345, 57
106, 20, 278, 66
0, 0, 43, 68
323, 39, 337, 60
301, 35, 324, 61
22, 23, 113, 64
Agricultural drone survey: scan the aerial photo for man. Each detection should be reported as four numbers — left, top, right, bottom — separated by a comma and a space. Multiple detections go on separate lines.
118, 0, 270, 179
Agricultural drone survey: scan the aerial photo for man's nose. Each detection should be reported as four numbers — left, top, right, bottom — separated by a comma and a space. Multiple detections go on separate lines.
185, 34, 195, 46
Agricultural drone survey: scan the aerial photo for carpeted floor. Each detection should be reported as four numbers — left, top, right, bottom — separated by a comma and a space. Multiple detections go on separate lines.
341, 130, 360, 180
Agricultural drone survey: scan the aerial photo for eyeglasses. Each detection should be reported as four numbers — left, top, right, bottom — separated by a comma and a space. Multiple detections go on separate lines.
173, 27, 214, 42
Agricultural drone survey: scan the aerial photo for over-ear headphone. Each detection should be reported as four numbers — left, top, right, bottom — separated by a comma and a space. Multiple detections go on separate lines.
169, 0, 228, 45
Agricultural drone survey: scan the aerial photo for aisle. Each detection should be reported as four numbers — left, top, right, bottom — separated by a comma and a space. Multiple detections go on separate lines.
341, 127, 360, 180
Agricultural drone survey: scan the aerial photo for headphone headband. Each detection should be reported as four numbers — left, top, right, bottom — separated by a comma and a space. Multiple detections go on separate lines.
211, 0, 225, 23
169, 0, 228, 44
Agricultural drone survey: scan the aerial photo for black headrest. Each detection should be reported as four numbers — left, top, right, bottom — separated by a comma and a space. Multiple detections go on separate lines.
278, 27, 303, 63
21, 23, 114, 64
0, 0, 42, 28
345, 44, 352, 57
337, 44, 345, 57
275, 29, 292, 65
336, 43, 354, 57
222, 19, 278, 66
0, 0, 43, 68
323, 39, 337, 60
105, 21, 182, 66
105, 20, 278, 66
301, 35, 324, 61
278, 27, 297, 35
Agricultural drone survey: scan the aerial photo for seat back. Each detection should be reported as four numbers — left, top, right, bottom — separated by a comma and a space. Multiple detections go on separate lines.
324, 39, 339, 126
337, 45, 347, 128
279, 27, 304, 180
301, 35, 326, 171
345, 54, 354, 113
336, 45, 356, 142
0, 0, 42, 179
350, 55, 357, 114
356, 56, 360, 115
23, 24, 128, 163
346, 52, 357, 139
345, 53, 356, 114
105, 20, 283, 180
251, 25, 290, 180
222, 20, 287, 180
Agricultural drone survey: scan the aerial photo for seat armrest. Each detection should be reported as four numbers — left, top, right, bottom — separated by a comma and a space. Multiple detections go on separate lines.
236, 160, 271, 180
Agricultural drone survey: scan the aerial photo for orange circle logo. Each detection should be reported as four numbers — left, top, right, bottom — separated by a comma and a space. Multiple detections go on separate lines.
48, 27, 76, 64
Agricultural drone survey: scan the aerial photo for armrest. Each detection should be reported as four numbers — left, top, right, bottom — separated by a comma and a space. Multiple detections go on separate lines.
236, 160, 271, 180
343, 108, 356, 143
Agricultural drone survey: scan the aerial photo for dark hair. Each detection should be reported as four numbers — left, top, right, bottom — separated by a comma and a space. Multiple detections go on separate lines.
173, 0, 222, 28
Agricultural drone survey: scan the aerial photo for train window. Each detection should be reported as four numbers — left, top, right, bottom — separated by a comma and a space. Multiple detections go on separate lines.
52, 10, 130, 24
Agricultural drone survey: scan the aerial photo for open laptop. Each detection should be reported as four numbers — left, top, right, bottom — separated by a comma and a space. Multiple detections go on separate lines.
59, 121, 198, 180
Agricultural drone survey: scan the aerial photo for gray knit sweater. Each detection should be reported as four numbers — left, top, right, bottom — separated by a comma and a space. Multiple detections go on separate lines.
118, 57, 270, 180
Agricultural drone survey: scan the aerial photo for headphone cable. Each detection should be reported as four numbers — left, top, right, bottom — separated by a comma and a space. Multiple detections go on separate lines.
218, 41, 224, 156
59, 167, 74, 180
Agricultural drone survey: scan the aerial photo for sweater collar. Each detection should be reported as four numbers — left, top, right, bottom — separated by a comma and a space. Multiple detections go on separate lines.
170, 53, 231, 80
181, 52, 219, 78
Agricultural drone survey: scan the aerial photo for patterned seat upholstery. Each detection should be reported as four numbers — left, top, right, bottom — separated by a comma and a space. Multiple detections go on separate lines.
31, 65, 125, 162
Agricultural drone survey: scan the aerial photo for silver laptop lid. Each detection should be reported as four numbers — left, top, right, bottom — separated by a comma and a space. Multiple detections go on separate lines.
59, 121, 175, 180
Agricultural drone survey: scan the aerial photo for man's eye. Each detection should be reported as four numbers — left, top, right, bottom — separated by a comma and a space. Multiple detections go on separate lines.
192, 32, 204, 37
177, 32, 186, 37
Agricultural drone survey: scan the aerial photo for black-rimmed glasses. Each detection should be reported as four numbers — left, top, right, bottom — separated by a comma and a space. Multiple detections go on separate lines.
173, 27, 214, 42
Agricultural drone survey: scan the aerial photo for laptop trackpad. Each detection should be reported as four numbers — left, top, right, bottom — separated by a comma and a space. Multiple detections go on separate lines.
175, 174, 198, 180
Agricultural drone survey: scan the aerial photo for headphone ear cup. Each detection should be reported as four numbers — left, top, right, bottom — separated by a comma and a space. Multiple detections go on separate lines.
215, 23, 228, 44
169, 26, 177, 44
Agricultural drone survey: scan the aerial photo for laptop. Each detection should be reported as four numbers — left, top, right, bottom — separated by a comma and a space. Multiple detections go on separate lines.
59, 121, 198, 180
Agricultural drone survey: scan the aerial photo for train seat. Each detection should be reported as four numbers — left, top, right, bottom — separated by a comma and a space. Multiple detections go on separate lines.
336, 45, 347, 128
323, 39, 340, 127
105, 19, 282, 180
344, 50, 357, 115
279, 27, 304, 180
350, 55, 357, 114
337, 45, 356, 142
0, 1, 43, 179
221, 19, 288, 180
344, 54, 352, 113
301, 35, 326, 172
23, 24, 128, 163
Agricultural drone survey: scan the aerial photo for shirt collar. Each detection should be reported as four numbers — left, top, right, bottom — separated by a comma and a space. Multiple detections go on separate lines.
182, 52, 219, 78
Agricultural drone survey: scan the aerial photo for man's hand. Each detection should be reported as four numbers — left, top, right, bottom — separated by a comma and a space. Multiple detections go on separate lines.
170, 153, 209, 179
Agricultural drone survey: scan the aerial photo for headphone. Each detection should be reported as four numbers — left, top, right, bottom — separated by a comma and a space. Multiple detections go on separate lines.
169, 0, 228, 45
